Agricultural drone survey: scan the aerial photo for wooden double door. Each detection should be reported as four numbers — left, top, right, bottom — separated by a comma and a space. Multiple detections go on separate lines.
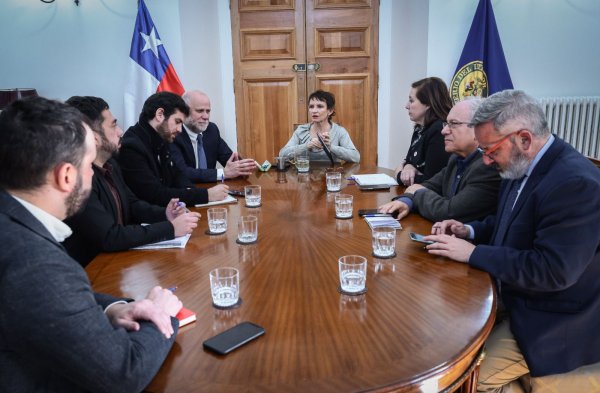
230, 0, 379, 165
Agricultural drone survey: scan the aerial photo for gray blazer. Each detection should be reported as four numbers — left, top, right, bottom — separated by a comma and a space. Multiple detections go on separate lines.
412, 152, 501, 222
0, 191, 177, 393
279, 122, 360, 163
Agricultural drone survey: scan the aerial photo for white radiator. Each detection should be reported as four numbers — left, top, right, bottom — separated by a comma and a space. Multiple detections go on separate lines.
539, 96, 600, 159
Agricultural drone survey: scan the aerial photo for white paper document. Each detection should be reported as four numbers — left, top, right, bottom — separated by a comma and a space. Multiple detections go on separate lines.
352, 174, 398, 187
195, 194, 238, 208
132, 233, 191, 250
364, 215, 402, 230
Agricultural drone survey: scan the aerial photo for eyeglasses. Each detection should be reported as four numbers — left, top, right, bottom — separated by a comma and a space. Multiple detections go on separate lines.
442, 121, 471, 129
477, 130, 523, 158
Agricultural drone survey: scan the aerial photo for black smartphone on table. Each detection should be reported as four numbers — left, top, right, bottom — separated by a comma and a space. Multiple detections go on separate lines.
358, 184, 391, 191
228, 189, 245, 197
409, 232, 434, 245
203, 321, 265, 355
358, 209, 399, 219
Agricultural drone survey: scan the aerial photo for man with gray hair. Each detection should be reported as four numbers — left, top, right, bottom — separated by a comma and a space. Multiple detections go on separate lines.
425, 90, 600, 391
379, 98, 500, 222
170, 90, 255, 183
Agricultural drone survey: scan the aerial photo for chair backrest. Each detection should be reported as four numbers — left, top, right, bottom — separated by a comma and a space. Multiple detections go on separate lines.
587, 156, 600, 168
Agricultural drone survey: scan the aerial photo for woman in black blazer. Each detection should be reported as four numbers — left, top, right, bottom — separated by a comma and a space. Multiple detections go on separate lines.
395, 77, 453, 186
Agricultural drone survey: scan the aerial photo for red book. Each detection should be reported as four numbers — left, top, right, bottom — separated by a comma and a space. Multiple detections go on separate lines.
175, 307, 197, 327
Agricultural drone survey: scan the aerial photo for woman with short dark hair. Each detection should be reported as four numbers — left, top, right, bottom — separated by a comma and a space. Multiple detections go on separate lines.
279, 90, 360, 163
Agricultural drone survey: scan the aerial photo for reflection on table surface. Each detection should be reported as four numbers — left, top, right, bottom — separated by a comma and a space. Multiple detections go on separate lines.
87, 163, 495, 393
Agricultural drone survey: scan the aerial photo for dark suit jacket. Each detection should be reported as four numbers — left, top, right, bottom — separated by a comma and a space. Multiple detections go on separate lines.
170, 123, 233, 183
63, 158, 174, 267
117, 121, 209, 206
400, 119, 450, 184
468, 137, 600, 377
411, 152, 500, 222
0, 191, 177, 393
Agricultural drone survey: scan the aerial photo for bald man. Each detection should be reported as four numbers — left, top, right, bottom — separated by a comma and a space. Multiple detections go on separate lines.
170, 90, 255, 183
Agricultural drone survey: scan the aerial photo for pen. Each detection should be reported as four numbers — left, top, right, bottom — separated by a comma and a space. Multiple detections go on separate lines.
221, 174, 224, 183
177, 201, 190, 213
168, 286, 178, 292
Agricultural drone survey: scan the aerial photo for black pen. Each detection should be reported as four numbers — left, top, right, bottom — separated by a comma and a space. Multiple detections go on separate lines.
168, 286, 178, 293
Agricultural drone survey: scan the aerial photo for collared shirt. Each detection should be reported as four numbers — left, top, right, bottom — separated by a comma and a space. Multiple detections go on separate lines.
10, 194, 72, 242
184, 125, 224, 179
450, 150, 479, 196
466, 134, 555, 239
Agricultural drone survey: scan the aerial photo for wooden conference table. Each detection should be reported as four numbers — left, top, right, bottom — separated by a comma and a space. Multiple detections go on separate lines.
87, 163, 496, 393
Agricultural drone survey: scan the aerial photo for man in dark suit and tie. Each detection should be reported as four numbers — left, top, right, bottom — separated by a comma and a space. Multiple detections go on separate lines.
425, 90, 600, 391
379, 98, 501, 222
118, 92, 229, 206
170, 90, 255, 183
0, 97, 183, 392
63, 96, 201, 266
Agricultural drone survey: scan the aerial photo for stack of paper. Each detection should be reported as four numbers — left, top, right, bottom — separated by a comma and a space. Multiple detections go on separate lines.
364, 215, 402, 230
132, 233, 191, 250
352, 174, 398, 186
195, 194, 237, 208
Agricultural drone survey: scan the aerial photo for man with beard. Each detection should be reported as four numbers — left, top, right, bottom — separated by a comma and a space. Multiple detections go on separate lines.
63, 96, 201, 266
424, 90, 600, 391
0, 97, 183, 392
118, 92, 229, 206
170, 90, 255, 183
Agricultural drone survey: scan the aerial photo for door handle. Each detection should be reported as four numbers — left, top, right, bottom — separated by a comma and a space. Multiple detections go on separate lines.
292, 64, 306, 72
292, 63, 320, 72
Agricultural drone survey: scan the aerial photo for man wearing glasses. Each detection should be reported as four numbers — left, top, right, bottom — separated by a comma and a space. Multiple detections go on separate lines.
426, 90, 600, 391
379, 98, 501, 222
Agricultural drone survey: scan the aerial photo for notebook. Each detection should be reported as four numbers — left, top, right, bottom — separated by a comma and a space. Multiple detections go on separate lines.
364, 215, 402, 230
132, 233, 191, 250
195, 194, 238, 208
352, 174, 398, 187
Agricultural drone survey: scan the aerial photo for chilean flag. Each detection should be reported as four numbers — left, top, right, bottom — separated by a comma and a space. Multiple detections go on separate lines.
124, 0, 184, 128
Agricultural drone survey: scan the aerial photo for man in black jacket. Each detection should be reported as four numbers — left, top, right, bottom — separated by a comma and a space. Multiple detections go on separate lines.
0, 97, 182, 393
64, 96, 201, 266
118, 92, 229, 206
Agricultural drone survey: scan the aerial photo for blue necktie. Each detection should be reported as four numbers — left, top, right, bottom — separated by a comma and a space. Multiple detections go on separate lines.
197, 133, 207, 169
492, 176, 525, 246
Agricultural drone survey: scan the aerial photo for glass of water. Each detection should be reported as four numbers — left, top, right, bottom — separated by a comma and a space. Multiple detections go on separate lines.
207, 207, 227, 234
334, 193, 353, 218
210, 267, 239, 308
237, 215, 258, 243
372, 226, 396, 258
326, 169, 342, 192
338, 255, 367, 294
244, 185, 261, 207
295, 150, 309, 173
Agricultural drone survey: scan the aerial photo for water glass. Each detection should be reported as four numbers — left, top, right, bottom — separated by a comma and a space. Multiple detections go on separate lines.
334, 194, 353, 218
245, 185, 261, 207
338, 255, 367, 294
207, 207, 227, 234
296, 151, 309, 173
210, 267, 239, 308
371, 226, 396, 257
326, 170, 342, 192
238, 216, 258, 243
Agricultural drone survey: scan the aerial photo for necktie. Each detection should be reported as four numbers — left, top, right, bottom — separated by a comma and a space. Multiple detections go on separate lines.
492, 176, 526, 246
197, 133, 207, 169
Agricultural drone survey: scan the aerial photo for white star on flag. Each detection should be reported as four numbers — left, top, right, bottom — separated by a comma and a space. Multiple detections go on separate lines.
140, 27, 162, 58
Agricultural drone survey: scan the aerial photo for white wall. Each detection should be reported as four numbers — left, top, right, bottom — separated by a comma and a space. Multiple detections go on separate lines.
2, 0, 599, 169
0, 0, 182, 127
